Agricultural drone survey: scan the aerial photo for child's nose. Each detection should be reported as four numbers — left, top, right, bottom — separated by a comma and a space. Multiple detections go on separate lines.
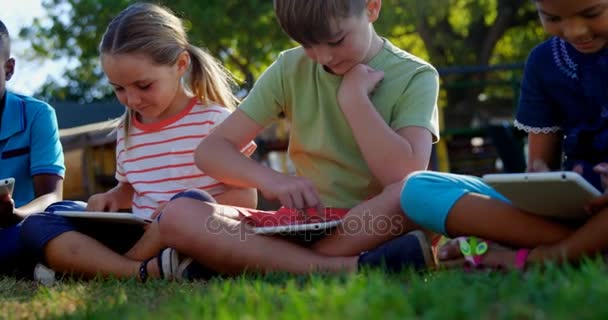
313, 47, 333, 65
126, 90, 141, 106
562, 18, 590, 42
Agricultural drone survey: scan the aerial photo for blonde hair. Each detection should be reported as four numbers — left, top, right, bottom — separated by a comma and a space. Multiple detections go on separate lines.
100, 2, 238, 137
273, 0, 367, 46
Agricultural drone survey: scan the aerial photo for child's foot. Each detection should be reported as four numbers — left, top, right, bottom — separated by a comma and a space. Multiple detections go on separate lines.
33, 263, 57, 286
175, 256, 219, 281
139, 248, 178, 281
357, 230, 435, 272
437, 238, 529, 271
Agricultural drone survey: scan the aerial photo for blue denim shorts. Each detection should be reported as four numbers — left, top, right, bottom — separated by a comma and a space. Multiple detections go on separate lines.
20, 189, 215, 263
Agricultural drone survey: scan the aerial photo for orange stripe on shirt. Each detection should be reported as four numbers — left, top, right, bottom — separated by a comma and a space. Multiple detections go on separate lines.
130, 173, 207, 185
117, 120, 216, 143
118, 134, 207, 156
120, 149, 194, 165
138, 182, 224, 196
123, 162, 196, 175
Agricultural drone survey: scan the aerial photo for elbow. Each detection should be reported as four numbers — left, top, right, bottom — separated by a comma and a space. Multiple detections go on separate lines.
194, 138, 212, 171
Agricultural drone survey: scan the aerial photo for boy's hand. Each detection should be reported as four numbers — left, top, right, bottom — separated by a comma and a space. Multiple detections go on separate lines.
0, 194, 19, 227
337, 64, 384, 109
259, 172, 323, 211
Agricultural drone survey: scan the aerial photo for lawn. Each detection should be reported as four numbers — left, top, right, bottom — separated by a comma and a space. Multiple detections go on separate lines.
2, 260, 608, 319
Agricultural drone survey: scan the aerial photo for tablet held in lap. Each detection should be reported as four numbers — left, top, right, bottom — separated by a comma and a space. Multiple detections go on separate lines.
482, 171, 601, 220
235, 207, 348, 234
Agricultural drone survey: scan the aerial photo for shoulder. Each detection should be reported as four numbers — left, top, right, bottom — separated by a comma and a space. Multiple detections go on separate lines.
8, 92, 55, 114
7, 92, 57, 126
525, 37, 579, 80
271, 46, 317, 74
191, 102, 232, 116
378, 39, 438, 79
190, 102, 232, 123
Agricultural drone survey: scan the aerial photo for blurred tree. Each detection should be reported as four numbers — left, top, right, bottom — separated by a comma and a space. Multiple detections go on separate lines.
22, 0, 545, 127
20, 0, 289, 103
376, 0, 545, 127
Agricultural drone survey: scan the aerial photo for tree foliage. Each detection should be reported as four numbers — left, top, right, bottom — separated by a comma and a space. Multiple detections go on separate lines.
20, 0, 290, 102
21, 0, 546, 126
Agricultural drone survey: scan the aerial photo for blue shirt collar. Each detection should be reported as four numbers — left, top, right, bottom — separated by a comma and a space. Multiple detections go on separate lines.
0, 91, 26, 140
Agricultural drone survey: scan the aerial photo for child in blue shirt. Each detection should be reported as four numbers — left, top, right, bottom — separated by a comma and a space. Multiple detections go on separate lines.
0, 19, 65, 276
401, 0, 608, 270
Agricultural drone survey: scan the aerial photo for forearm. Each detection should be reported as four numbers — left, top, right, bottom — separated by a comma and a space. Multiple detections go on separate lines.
15, 191, 62, 219
527, 132, 563, 171
215, 187, 258, 208
196, 135, 281, 189
342, 97, 429, 186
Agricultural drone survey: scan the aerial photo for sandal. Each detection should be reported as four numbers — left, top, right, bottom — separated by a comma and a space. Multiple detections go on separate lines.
456, 236, 530, 271
138, 248, 179, 282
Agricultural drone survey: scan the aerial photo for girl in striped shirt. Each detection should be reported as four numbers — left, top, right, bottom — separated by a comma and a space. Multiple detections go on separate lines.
21, 2, 255, 282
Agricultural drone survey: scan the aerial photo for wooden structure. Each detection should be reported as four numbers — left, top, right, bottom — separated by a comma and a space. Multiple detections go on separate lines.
59, 120, 118, 200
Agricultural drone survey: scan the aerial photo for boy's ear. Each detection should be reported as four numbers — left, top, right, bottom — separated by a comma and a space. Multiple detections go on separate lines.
366, 0, 382, 22
4, 58, 15, 81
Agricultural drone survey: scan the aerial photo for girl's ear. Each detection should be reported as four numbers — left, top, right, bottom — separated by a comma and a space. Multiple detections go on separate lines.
176, 51, 190, 76
366, 0, 382, 23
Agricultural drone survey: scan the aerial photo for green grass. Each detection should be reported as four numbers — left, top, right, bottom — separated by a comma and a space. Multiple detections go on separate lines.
2, 260, 608, 320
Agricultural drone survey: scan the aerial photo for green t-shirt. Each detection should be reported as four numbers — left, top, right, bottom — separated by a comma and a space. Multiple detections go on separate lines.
240, 39, 439, 208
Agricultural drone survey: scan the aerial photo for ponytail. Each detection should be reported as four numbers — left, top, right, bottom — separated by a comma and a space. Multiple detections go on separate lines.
186, 44, 239, 110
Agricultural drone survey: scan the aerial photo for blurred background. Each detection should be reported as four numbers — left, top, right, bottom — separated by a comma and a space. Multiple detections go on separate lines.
1, 0, 547, 203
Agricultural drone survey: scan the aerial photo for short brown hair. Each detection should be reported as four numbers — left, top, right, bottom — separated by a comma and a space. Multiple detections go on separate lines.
273, 0, 367, 45
0, 19, 10, 59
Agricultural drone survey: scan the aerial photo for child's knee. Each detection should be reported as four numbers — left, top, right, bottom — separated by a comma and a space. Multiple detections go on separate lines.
20, 213, 74, 257
170, 189, 216, 203
157, 199, 214, 243
399, 171, 455, 234
43, 200, 87, 213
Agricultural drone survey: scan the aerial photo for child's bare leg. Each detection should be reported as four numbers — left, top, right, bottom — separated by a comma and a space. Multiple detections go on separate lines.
123, 221, 162, 260
311, 181, 424, 257
529, 207, 608, 262
445, 193, 573, 248
441, 208, 608, 269
44, 231, 163, 279
158, 199, 358, 275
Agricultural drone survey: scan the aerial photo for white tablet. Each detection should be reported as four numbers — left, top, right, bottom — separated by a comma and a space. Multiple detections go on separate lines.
0, 177, 15, 197
482, 171, 602, 220
52, 211, 152, 225
252, 220, 342, 234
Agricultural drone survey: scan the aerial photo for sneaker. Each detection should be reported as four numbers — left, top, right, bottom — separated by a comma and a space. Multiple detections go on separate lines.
175, 256, 219, 281
158, 247, 179, 279
357, 230, 435, 273
33, 263, 57, 286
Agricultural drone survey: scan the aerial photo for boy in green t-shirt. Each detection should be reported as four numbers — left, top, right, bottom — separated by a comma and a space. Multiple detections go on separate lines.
157, 0, 440, 278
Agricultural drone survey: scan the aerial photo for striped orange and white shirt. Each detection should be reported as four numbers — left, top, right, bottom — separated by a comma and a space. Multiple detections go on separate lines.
115, 99, 256, 219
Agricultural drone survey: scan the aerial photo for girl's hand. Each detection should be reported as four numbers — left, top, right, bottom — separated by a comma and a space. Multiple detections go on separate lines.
527, 159, 550, 172
87, 190, 124, 212
594, 163, 608, 192
337, 64, 384, 109
259, 172, 323, 211
586, 193, 608, 213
